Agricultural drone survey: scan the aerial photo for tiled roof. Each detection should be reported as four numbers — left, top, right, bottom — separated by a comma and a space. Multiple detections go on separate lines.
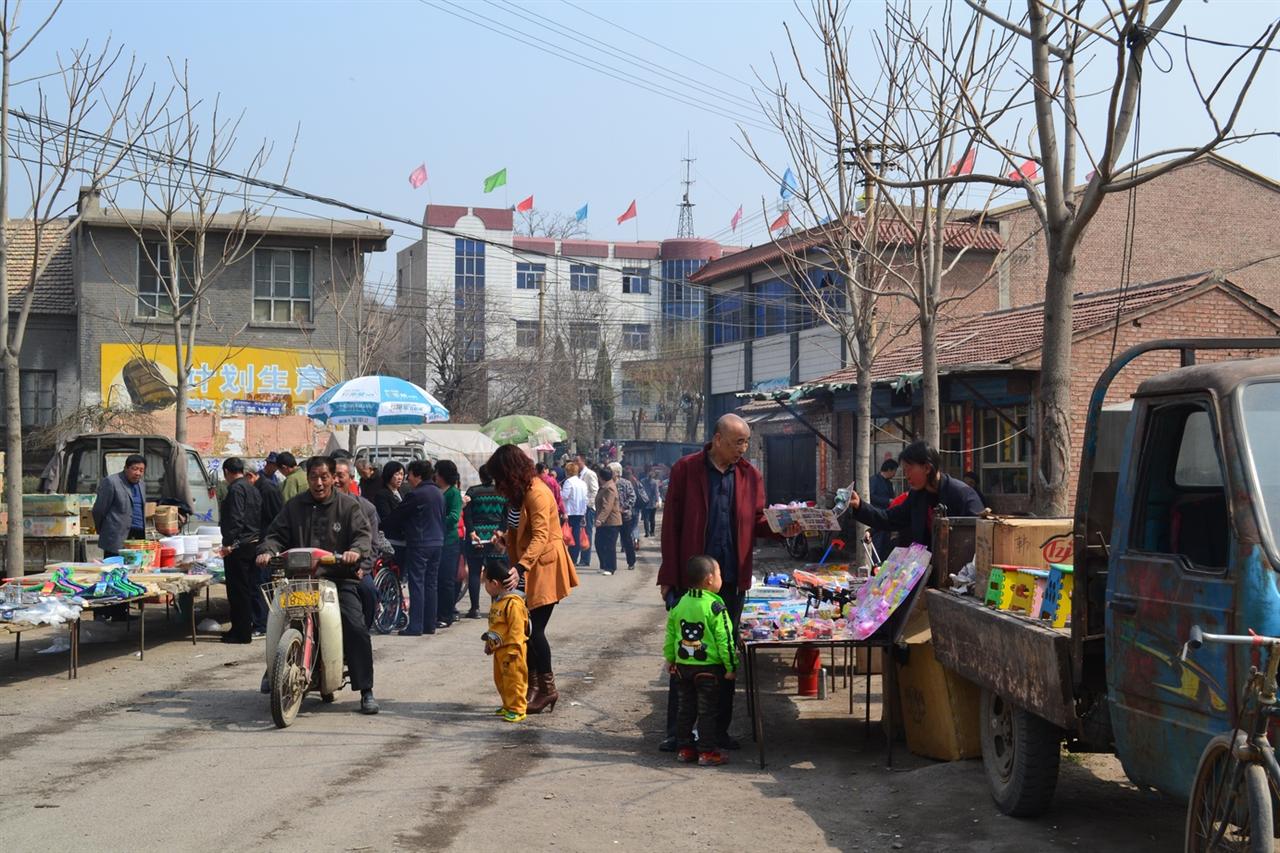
814, 275, 1212, 387
7, 219, 74, 314
689, 215, 1003, 286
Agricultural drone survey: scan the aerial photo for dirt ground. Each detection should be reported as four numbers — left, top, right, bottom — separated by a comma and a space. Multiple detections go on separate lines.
0, 532, 1185, 852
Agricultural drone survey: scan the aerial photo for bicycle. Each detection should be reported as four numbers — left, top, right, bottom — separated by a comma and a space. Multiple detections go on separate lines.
371, 552, 408, 635
1182, 624, 1280, 852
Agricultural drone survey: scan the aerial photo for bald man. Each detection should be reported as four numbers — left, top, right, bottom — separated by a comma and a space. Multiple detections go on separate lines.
656, 413, 798, 752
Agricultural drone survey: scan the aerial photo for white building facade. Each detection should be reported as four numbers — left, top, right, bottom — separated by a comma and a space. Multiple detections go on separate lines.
396, 204, 725, 437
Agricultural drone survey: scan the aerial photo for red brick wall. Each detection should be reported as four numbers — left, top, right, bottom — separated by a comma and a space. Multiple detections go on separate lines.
997, 159, 1280, 310
1016, 286, 1280, 506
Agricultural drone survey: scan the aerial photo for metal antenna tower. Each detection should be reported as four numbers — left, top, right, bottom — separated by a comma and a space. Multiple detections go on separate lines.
677, 136, 695, 237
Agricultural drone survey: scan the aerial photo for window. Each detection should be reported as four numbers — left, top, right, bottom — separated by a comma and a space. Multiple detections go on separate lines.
516, 262, 545, 291
622, 267, 650, 294
253, 248, 312, 323
662, 258, 705, 330
1241, 382, 1280, 556
516, 320, 541, 348
980, 405, 1031, 495
755, 279, 792, 337
1131, 403, 1228, 569
568, 321, 599, 350
15, 370, 55, 428
455, 239, 485, 362
710, 288, 745, 345
795, 269, 845, 329
138, 242, 195, 317
570, 264, 598, 292
622, 323, 650, 351
621, 380, 646, 407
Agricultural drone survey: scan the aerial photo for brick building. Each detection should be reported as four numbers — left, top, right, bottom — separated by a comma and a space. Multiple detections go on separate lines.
981, 154, 1280, 314
743, 274, 1280, 512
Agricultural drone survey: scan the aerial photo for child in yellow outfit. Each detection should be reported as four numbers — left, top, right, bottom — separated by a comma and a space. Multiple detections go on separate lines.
482, 559, 529, 722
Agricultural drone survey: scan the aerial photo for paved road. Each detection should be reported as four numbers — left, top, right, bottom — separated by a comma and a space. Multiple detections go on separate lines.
0, 536, 1183, 852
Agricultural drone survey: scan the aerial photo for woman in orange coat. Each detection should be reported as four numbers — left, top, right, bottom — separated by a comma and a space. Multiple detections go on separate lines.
487, 444, 580, 714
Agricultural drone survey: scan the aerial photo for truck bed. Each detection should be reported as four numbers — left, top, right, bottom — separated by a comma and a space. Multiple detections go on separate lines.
927, 589, 1078, 731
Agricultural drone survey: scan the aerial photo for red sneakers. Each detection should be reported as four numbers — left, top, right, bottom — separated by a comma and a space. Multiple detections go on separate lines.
676, 747, 698, 763
697, 750, 727, 766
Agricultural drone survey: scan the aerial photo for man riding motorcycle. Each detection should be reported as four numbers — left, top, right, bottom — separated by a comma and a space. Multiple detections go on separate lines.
256, 455, 379, 714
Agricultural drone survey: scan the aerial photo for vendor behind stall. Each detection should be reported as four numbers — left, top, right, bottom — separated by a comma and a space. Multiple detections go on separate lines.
846, 442, 983, 549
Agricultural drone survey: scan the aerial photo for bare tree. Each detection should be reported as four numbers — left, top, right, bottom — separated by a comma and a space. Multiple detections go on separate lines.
625, 325, 704, 442
741, 0, 908, 511
846, 0, 1010, 446
516, 209, 587, 240
863, 0, 1277, 513
98, 60, 293, 445
0, 5, 161, 575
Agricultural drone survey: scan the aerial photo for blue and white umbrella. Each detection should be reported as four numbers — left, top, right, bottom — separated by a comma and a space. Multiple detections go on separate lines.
305, 375, 449, 426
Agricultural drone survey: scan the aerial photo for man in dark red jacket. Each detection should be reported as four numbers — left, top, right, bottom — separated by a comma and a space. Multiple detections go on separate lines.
656, 413, 796, 751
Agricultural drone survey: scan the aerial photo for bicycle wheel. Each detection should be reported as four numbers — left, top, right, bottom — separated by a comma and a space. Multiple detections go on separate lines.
1185, 733, 1274, 853
372, 568, 403, 635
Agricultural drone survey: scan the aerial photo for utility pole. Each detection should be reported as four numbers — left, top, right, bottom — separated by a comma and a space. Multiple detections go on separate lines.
677, 134, 696, 238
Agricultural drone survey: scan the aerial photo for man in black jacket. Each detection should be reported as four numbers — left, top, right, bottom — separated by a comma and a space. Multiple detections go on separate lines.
256, 456, 378, 714
848, 442, 983, 549
247, 466, 285, 635
220, 457, 264, 644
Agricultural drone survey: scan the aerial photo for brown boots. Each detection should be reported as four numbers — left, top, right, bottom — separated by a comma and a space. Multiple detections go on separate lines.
527, 669, 541, 706
526, 672, 559, 714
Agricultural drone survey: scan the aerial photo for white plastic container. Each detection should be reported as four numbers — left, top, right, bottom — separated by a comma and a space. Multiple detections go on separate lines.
181, 535, 199, 554
197, 526, 221, 539
161, 536, 185, 554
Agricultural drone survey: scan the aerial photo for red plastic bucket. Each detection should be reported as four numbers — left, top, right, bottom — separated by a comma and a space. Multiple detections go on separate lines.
158, 546, 176, 568
796, 646, 822, 696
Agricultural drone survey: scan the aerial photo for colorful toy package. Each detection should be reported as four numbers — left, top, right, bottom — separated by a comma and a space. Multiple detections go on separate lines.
846, 544, 932, 640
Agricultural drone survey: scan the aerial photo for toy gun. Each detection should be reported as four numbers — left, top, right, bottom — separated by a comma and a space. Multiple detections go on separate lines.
481, 629, 502, 652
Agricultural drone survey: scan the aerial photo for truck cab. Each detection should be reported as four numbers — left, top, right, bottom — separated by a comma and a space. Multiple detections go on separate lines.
51, 433, 219, 527
1100, 358, 1280, 800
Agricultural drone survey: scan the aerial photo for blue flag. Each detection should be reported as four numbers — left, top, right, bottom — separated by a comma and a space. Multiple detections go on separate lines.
781, 167, 797, 200
575, 203, 588, 222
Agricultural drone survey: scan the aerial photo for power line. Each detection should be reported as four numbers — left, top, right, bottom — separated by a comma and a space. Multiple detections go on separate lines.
487, 0, 767, 117
417, 0, 778, 134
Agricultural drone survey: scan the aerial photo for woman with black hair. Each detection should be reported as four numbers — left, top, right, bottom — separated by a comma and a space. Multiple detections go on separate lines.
434, 459, 463, 627
847, 441, 984, 549
373, 461, 405, 522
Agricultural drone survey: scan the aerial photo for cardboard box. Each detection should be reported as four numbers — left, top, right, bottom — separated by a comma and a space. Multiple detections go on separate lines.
22, 493, 82, 516
22, 515, 81, 537
145, 501, 157, 520
897, 609, 982, 761
974, 517, 1073, 594
854, 646, 884, 675
79, 506, 96, 535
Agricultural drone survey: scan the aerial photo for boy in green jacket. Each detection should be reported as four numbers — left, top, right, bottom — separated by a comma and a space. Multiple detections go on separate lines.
664, 554, 738, 766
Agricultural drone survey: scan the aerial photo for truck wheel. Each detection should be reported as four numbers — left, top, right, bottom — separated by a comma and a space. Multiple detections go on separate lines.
1185, 733, 1273, 853
979, 687, 1062, 817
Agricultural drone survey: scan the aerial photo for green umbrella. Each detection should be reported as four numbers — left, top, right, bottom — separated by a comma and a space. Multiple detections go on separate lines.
481, 415, 567, 446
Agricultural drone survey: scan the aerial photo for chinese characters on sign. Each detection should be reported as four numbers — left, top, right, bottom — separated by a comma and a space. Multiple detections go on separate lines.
100, 344, 343, 415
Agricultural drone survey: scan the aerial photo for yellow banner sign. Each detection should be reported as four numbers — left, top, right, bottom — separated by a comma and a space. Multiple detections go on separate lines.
101, 343, 343, 415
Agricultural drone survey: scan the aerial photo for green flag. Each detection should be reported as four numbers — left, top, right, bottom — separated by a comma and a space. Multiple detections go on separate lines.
483, 168, 507, 193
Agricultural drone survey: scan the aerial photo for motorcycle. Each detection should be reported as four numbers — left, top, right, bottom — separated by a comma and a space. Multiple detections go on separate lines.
263, 548, 350, 728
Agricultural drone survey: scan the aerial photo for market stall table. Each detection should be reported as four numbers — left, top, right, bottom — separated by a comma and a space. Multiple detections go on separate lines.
740, 577, 926, 770
3, 570, 216, 678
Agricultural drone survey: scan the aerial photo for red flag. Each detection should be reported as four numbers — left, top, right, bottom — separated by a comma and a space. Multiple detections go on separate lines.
1008, 159, 1039, 182
408, 163, 428, 189
947, 149, 976, 177
730, 205, 743, 232
515, 195, 534, 212
769, 210, 790, 232
616, 199, 637, 225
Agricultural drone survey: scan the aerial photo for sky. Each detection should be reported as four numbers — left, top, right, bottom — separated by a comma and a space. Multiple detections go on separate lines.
15, 0, 1280, 288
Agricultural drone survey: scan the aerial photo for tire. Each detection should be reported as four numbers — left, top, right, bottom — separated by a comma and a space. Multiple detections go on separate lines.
372, 568, 402, 636
1185, 733, 1274, 853
270, 628, 306, 729
786, 534, 809, 560
979, 688, 1062, 817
